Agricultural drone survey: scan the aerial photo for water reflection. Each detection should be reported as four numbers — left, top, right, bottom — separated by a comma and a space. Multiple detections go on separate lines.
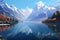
0, 22, 60, 40
0, 25, 11, 31
45, 22, 60, 35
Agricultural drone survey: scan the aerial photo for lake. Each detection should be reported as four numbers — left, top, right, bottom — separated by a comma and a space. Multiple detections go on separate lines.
0, 21, 60, 40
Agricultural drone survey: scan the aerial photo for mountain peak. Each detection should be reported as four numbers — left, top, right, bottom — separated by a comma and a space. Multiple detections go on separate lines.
36, 1, 45, 9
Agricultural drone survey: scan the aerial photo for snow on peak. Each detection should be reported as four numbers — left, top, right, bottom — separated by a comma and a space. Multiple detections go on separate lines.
21, 7, 33, 20
21, 7, 32, 16
27, 1, 57, 21
35, 1, 56, 11
11, 5, 17, 10
45, 6, 56, 10
48, 7, 55, 10
5, 3, 11, 8
0, 0, 59, 21
36, 1, 45, 9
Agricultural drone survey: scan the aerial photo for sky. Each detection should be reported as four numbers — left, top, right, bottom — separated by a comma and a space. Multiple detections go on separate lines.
4, 0, 60, 9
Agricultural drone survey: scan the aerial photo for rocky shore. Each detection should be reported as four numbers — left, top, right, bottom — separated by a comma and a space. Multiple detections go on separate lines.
43, 10, 60, 35
43, 10, 60, 24
0, 14, 18, 25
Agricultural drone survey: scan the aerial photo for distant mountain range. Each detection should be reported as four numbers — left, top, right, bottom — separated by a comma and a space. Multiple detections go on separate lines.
0, 0, 33, 21
0, 1, 23, 21
26, 1, 60, 21
0, 0, 60, 22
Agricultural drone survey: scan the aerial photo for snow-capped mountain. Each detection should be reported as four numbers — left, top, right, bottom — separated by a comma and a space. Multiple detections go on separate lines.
0, 0, 33, 21
27, 1, 56, 21
50, 1, 60, 11
0, 0, 25, 21
0, 0, 60, 22
21, 7, 32, 20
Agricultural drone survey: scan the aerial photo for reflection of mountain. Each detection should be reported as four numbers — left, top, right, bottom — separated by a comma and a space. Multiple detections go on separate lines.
2, 22, 59, 40
0, 25, 11, 31
7, 33, 59, 40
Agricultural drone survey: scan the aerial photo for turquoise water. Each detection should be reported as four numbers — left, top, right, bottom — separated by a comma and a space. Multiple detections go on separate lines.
0, 22, 59, 40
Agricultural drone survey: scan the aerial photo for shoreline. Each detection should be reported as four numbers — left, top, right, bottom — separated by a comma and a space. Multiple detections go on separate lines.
0, 24, 10, 26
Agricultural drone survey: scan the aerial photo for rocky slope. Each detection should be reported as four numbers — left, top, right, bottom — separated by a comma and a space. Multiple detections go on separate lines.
0, 14, 18, 24
0, 0, 19, 24
43, 10, 60, 24
43, 10, 60, 34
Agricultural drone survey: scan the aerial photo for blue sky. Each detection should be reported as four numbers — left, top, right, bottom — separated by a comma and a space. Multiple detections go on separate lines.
4, 0, 60, 9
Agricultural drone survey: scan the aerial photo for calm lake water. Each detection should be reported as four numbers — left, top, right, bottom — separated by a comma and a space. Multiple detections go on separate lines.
0, 21, 60, 40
